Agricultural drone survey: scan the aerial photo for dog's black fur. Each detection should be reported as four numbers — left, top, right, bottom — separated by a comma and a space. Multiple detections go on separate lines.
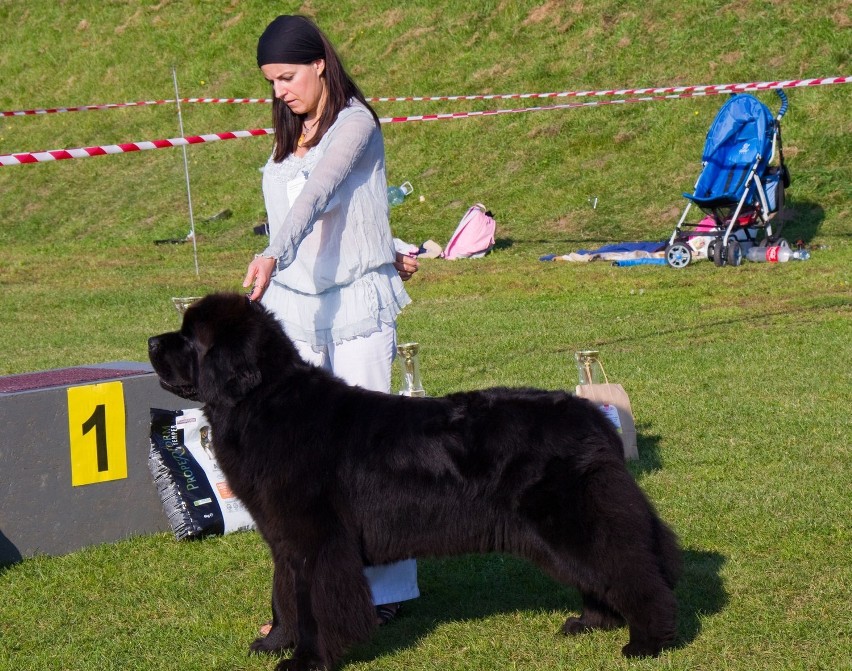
148, 293, 681, 671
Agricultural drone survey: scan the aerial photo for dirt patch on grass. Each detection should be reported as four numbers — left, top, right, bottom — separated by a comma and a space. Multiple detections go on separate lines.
527, 123, 563, 139
546, 213, 586, 235
472, 62, 514, 84
222, 13, 242, 29
834, 1, 852, 27
720, 50, 743, 65
382, 25, 436, 59
524, 1, 561, 25
523, 1, 576, 32
382, 8, 405, 29
114, 9, 142, 35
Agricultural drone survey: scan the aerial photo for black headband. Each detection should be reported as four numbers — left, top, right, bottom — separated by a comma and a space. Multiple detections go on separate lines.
257, 15, 325, 67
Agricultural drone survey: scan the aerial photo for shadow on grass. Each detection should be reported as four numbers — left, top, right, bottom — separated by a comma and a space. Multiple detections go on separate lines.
674, 548, 728, 650
498, 199, 825, 252
344, 547, 726, 665
494, 236, 644, 251
630, 425, 664, 476
778, 198, 824, 244
625, 431, 728, 646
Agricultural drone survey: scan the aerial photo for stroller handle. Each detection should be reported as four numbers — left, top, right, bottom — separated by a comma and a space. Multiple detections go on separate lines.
775, 88, 789, 120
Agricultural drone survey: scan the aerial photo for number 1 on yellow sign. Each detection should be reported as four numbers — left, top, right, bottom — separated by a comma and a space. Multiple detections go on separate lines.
67, 381, 128, 486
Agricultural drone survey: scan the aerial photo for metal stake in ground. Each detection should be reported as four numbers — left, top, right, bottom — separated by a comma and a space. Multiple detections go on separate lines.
172, 66, 199, 276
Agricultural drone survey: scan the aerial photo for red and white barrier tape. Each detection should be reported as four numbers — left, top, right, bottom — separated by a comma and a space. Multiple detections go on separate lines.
1, 80, 849, 166
2, 77, 849, 118
368, 76, 852, 102
0, 90, 721, 166
377, 89, 765, 123
0, 98, 274, 117
0, 128, 272, 166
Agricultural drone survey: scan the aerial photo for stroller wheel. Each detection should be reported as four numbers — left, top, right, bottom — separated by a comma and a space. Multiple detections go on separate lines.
665, 242, 692, 268
711, 239, 726, 266
727, 239, 743, 266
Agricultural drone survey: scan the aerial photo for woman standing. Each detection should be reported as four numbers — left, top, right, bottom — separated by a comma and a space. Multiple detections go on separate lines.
243, 15, 419, 630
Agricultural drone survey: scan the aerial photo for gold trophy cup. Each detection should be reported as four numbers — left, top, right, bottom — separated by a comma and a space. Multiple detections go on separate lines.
397, 342, 426, 397
171, 297, 202, 317
574, 349, 604, 386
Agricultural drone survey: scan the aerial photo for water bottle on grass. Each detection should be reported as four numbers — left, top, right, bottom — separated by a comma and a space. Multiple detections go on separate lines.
387, 181, 414, 206
745, 246, 810, 263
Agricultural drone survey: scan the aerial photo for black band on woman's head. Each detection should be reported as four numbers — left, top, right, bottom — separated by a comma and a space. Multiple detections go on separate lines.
257, 15, 325, 67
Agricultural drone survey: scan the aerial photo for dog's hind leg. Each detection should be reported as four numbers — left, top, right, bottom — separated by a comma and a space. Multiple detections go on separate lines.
551, 549, 677, 658
605, 503, 681, 657
524, 464, 679, 658
575, 526, 678, 657
607, 577, 678, 658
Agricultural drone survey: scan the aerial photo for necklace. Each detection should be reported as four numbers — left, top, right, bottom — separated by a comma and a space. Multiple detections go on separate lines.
297, 119, 315, 148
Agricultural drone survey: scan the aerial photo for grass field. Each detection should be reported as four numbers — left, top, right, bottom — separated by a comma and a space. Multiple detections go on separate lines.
0, 1, 850, 670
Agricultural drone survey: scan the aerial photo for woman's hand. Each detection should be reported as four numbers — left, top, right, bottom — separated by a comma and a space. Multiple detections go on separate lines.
243, 255, 277, 301
394, 252, 419, 281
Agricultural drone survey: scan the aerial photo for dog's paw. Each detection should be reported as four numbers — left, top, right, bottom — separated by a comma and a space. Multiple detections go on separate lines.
622, 628, 676, 658
562, 613, 623, 636
250, 634, 294, 656
621, 639, 664, 658
561, 617, 590, 636
275, 653, 327, 671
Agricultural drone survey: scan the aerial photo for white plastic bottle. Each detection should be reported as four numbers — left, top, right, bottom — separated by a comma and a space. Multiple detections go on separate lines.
387, 180, 413, 207
745, 246, 810, 263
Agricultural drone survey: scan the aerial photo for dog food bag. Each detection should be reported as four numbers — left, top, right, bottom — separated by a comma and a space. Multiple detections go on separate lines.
149, 407, 256, 540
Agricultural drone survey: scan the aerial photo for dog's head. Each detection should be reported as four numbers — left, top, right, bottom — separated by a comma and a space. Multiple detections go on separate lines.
148, 293, 283, 406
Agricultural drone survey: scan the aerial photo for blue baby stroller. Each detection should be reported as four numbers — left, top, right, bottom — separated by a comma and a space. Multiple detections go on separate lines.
665, 90, 791, 268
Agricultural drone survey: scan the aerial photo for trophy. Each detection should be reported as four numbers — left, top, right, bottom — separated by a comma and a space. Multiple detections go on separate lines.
397, 342, 426, 397
574, 350, 605, 386
172, 296, 202, 316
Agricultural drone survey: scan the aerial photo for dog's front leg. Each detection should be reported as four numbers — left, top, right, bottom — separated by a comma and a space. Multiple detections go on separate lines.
250, 565, 297, 655
274, 553, 327, 671
277, 534, 377, 671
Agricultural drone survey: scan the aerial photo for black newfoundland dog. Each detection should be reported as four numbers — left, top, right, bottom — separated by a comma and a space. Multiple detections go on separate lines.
148, 292, 681, 671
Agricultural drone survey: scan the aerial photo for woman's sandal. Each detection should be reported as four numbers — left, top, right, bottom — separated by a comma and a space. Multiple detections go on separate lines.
376, 603, 401, 626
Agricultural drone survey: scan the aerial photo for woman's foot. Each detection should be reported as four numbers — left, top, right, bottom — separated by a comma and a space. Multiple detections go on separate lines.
259, 621, 273, 637
376, 603, 401, 626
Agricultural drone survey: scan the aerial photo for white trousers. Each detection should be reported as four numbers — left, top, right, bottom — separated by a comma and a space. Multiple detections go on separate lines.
290, 322, 420, 606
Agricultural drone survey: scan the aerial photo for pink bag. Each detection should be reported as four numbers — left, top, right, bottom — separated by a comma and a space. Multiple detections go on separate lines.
441, 204, 496, 259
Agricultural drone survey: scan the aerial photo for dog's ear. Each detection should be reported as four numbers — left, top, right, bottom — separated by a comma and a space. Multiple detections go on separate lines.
198, 345, 262, 405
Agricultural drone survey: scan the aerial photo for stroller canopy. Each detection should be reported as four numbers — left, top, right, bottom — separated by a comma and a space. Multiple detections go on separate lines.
686, 94, 776, 208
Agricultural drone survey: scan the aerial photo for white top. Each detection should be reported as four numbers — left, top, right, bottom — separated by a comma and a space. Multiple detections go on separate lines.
259, 100, 410, 347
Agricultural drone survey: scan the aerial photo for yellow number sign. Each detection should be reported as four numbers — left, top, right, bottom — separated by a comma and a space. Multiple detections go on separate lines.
67, 381, 128, 486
